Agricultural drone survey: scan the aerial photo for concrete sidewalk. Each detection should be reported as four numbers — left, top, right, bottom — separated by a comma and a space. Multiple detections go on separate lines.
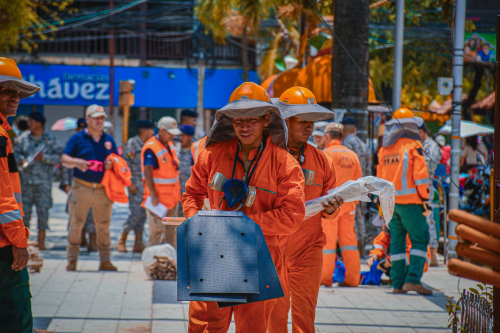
29, 184, 476, 333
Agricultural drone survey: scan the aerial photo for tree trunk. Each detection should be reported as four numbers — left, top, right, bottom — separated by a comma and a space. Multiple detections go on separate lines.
463, 63, 485, 121
242, 23, 249, 82
331, 0, 370, 142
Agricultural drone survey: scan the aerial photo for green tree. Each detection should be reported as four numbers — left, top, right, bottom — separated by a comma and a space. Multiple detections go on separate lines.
196, 0, 277, 81
0, 0, 74, 54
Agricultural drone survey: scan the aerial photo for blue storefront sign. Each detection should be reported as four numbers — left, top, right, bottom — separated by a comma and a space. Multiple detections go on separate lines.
18, 64, 258, 109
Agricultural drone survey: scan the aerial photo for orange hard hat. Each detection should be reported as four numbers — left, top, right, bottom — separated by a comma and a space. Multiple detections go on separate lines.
393, 107, 414, 119
0, 58, 22, 79
279, 86, 317, 105
229, 82, 271, 103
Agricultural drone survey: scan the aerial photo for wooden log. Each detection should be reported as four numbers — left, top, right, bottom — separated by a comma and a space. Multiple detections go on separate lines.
455, 224, 500, 254
162, 217, 186, 226
448, 258, 500, 288
455, 242, 500, 270
449, 209, 500, 239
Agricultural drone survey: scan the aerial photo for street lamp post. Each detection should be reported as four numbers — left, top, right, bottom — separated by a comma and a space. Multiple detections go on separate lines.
448, 0, 467, 258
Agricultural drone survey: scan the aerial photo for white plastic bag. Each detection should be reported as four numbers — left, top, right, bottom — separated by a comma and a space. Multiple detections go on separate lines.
141, 243, 177, 279
304, 176, 396, 226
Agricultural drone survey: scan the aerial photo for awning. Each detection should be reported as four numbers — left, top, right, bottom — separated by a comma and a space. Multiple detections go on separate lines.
437, 120, 494, 138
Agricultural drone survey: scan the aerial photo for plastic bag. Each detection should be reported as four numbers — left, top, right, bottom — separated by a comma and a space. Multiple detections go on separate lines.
141, 243, 177, 279
304, 176, 396, 225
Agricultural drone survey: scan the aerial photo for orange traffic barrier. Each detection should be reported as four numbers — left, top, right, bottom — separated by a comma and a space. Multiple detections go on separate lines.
449, 209, 500, 239
455, 242, 500, 271
162, 217, 186, 226
448, 258, 500, 288
455, 224, 500, 254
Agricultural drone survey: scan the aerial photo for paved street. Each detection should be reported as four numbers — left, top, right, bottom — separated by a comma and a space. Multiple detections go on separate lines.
29, 184, 475, 333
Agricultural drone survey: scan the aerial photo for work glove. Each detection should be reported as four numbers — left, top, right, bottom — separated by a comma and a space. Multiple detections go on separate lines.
365, 254, 378, 267
377, 258, 392, 274
422, 201, 432, 217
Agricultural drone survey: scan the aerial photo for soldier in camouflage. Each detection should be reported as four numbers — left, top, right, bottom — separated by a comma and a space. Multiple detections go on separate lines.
14, 112, 63, 250
175, 124, 194, 216
341, 117, 371, 257
116, 120, 155, 253
416, 117, 442, 266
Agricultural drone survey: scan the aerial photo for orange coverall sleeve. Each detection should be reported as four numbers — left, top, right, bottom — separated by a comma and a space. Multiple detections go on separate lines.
0, 135, 29, 248
181, 149, 210, 218
369, 229, 390, 259
322, 155, 340, 220
412, 146, 429, 200
247, 154, 306, 236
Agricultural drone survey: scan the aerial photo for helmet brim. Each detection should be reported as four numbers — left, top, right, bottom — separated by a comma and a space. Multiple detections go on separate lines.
273, 99, 334, 121
207, 99, 288, 149
0, 76, 40, 99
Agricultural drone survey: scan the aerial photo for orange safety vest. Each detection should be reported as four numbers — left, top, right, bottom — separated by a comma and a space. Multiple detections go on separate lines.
101, 153, 132, 203
376, 137, 429, 204
141, 136, 181, 209
0, 112, 29, 249
191, 136, 207, 164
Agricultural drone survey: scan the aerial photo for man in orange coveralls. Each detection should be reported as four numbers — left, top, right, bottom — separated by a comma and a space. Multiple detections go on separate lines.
268, 87, 343, 333
366, 226, 431, 274
182, 82, 307, 333
321, 122, 363, 287
0, 57, 40, 332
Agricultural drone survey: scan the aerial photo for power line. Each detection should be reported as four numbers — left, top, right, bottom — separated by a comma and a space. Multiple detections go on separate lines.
307, 0, 479, 211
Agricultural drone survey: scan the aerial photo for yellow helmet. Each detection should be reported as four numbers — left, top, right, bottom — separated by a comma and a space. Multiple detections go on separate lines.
229, 82, 271, 103
393, 107, 414, 119
279, 86, 317, 105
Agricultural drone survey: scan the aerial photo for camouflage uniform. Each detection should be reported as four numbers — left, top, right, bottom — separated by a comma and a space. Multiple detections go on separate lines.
342, 133, 370, 244
60, 167, 96, 234
422, 137, 442, 249
122, 135, 147, 234
175, 142, 193, 217
14, 131, 63, 230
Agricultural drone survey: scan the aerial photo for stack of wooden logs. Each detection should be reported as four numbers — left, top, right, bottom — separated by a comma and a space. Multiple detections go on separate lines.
27, 240, 44, 273
147, 255, 177, 280
448, 209, 500, 287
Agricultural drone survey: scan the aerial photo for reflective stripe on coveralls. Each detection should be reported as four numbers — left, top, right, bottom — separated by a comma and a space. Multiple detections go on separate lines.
182, 136, 305, 333
268, 144, 337, 333
0, 113, 30, 249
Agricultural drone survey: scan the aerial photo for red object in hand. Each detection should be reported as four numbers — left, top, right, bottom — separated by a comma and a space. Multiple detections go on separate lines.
88, 160, 104, 172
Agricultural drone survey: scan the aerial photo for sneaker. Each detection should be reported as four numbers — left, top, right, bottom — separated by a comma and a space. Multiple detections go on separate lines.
402, 283, 433, 295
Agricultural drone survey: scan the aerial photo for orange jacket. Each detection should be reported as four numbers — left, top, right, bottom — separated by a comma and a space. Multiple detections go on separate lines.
369, 227, 430, 272
0, 112, 29, 249
376, 137, 429, 204
288, 143, 337, 226
101, 153, 132, 203
141, 136, 181, 209
323, 139, 362, 214
182, 136, 305, 247
191, 136, 207, 164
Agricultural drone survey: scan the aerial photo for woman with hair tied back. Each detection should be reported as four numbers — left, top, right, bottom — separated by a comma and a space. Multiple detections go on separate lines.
460, 135, 488, 173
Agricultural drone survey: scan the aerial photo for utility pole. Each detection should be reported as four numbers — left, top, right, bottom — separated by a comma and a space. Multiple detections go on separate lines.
109, 0, 115, 133
392, 0, 404, 110
447, 0, 466, 258
492, 14, 500, 333
197, 52, 206, 133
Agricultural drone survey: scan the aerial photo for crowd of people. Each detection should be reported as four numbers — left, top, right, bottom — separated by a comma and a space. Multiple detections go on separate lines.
0, 56, 489, 332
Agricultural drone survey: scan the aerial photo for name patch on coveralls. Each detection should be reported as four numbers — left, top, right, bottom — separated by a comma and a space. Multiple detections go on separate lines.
384, 154, 401, 165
